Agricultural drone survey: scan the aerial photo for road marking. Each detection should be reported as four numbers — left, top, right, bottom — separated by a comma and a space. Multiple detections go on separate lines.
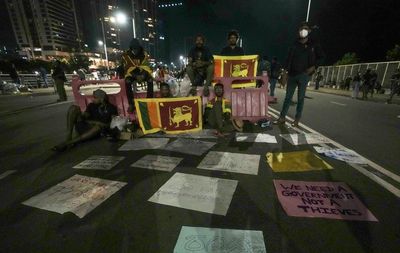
42, 101, 72, 108
269, 106, 400, 198
330, 101, 347, 106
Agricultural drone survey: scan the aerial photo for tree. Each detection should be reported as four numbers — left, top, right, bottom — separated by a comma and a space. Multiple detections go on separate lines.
67, 55, 91, 72
335, 53, 358, 65
386, 44, 400, 61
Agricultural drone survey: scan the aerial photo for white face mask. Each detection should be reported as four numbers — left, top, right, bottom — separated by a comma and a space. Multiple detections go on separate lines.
299, 29, 309, 38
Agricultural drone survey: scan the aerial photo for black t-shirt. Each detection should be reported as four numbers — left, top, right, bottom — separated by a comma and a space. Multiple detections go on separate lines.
188, 46, 213, 62
220, 46, 244, 56
85, 102, 118, 124
285, 39, 324, 76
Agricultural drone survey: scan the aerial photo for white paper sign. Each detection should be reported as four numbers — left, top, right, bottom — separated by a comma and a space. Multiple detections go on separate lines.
149, 129, 217, 139
280, 133, 330, 145
162, 139, 216, 156
198, 151, 260, 175
313, 146, 367, 164
118, 138, 170, 151
73, 156, 125, 170
131, 155, 183, 172
236, 133, 277, 143
22, 175, 127, 218
148, 173, 238, 215
0, 170, 16, 180
174, 226, 267, 253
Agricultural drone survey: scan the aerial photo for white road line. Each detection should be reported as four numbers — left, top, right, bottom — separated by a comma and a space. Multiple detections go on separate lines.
268, 106, 400, 197
330, 101, 347, 106
42, 101, 72, 108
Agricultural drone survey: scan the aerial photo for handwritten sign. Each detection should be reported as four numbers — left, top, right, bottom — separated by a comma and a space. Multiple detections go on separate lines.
22, 175, 127, 218
198, 151, 260, 175
148, 173, 238, 215
273, 180, 378, 221
131, 155, 183, 172
313, 146, 367, 164
118, 138, 170, 151
174, 226, 267, 253
73, 156, 125, 170
162, 139, 216, 156
236, 133, 277, 143
280, 133, 330, 146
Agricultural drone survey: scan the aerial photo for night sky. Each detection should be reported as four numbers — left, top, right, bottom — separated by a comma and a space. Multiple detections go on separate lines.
1, 0, 399, 66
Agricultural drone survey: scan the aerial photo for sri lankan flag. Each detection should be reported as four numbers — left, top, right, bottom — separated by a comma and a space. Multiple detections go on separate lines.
135, 96, 203, 134
213, 55, 259, 88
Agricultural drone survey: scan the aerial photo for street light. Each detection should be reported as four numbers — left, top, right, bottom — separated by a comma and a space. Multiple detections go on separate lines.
115, 12, 128, 24
98, 40, 108, 70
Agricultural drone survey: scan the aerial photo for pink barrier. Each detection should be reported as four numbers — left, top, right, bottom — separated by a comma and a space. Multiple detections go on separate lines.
71, 77, 159, 121
197, 76, 271, 123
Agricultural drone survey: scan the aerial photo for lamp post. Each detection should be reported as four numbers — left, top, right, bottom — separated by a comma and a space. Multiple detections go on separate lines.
99, 19, 109, 71
306, 0, 311, 22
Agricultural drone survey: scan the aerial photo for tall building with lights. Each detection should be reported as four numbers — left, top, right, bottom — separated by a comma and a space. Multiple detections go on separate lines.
5, 0, 81, 59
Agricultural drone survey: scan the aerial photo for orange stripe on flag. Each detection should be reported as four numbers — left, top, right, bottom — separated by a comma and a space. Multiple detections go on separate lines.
214, 59, 222, 78
147, 102, 160, 128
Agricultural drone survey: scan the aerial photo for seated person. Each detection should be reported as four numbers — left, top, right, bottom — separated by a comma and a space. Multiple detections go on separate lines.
52, 89, 118, 151
220, 30, 244, 56
119, 38, 153, 112
204, 83, 242, 136
186, 34, 214, 96
160, 82, 172, 98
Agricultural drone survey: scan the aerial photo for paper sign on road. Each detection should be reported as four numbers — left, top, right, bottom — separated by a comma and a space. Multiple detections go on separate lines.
162, 138, 216, 156
148, 173, 237, 215
118, 138, 170, 151
73, 155, 125, 170
313, 146, 367, 164
280, 133, 330, 146
174, 226, 267, 253
22, 175, 127, 218
131, 155, 183, 172
236, 133, 277, 143
273, 179, 378, 221
198, 151, 260, 175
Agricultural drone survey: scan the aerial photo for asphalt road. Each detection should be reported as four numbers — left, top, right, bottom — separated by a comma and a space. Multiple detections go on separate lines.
0, 92, 399, 253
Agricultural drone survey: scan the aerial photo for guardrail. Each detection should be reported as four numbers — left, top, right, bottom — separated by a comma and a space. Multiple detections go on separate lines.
316, 61, 400, 88
0, 73, 96, 88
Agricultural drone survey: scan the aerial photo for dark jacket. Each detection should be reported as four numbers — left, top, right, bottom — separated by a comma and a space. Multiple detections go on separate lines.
52, 65, 67, 81
285, 38, 325, 77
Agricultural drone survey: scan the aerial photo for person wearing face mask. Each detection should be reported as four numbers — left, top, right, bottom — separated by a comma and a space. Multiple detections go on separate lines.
119, 38, 153, 112
186, 34, 214, 96
220, 30, 244, 56
274, 22, 325, 127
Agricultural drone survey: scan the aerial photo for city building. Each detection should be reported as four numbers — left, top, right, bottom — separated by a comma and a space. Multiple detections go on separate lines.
5, 0, 81, 59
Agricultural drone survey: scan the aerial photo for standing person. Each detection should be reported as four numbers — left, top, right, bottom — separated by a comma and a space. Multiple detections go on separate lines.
220, 30, 244, 56
52, 60, 67, 102
369, 70, 378, 98
77, 68, 86, 81
362, 69, 373, 100
269, 57, 281, 96
314, 70, 323, 90
39, 67, 48, 88
352, 72, 362, 99
274, 22, 325, 127
119, 38, 153, 112
186, 34, 214, 96
8, 63, 20, 84
387, 69, 400, 104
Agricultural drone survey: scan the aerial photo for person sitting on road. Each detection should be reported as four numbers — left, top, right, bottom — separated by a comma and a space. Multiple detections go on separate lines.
204, 83, 242, 137
160, 82, 172, 98
52, 89, 118, 152
119, 38, 153, 112
220, 30, 244, 56
186, 34, 214, 96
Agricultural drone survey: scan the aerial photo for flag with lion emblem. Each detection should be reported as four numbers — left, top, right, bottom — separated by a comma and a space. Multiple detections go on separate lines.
213, 55, 259, 88
134, 96, 203, 134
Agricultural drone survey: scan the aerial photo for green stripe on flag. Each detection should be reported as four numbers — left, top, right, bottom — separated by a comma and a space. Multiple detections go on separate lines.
138, 101, 152, 130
